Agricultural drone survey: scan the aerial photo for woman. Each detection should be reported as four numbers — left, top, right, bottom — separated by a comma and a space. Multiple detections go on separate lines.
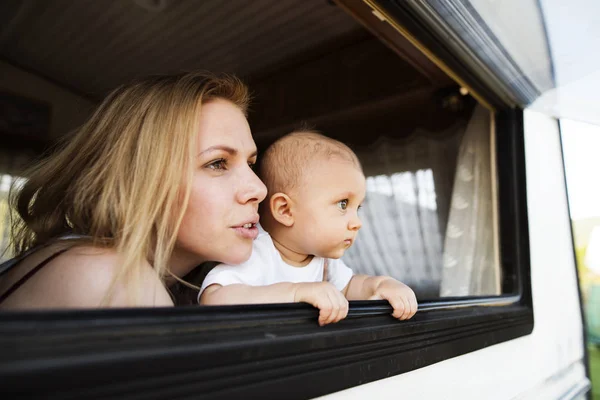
0, 71, 267, 309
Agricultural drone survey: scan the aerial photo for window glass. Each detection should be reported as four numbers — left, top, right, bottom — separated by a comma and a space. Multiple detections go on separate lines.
341, 105, 499, 299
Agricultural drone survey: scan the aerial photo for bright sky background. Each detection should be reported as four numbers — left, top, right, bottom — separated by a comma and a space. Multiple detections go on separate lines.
561, 119, 600, 220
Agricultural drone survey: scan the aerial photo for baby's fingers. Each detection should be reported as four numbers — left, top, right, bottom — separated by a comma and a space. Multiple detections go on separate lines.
389, 296, 409, 320
326, 290, 348, 324
319, 292, 339, 326
399, 288, 418, 319
334, 291, 349, 322
408, 294, 418, 318
318, 291, 348, 325
398, 293, 419, 320
318, 303, 334, 326
400, 296, 413, 320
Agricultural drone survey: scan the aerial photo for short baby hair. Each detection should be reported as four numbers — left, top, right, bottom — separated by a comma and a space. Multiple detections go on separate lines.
259, 130, 361, 196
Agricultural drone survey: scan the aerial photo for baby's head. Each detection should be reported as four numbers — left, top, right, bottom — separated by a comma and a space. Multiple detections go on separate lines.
258, 131, 365, 260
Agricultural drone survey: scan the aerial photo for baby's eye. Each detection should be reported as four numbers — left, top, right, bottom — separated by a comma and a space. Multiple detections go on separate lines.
248, 161, 256, 170
337, 199, 349, 210
207, 158, 227, 170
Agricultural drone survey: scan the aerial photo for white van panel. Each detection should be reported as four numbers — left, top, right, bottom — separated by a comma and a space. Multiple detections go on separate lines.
319, 110, 586, 399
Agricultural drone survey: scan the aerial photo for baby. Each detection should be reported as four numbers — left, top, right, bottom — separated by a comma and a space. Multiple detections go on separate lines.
199, 131, 417, 325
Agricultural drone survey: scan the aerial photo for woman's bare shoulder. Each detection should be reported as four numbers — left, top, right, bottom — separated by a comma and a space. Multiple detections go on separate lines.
1, 245, 173, 310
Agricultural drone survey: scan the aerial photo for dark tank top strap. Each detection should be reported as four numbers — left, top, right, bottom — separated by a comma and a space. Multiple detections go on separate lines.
0, 248, 70, 304
0, 233, 88, 276
0, 233, 91, 304
0, 245, 41, 277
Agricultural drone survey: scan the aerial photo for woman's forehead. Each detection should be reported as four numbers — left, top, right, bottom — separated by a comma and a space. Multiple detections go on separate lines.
196, 100, 255, 152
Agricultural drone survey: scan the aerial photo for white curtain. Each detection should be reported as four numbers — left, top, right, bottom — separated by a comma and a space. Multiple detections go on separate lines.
439, 105, 500, 296
343, 123, 464, 298
343, 105, 500, 298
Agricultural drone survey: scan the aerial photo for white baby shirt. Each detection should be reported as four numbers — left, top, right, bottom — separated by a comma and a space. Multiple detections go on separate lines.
199, 227, 354, 300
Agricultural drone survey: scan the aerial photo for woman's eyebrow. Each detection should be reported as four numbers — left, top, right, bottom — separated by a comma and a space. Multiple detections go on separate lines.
198, 145, 237, 157
198, 146, 258, 158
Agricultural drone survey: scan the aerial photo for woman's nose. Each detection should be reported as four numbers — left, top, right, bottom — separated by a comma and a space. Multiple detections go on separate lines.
237, 167, 267, 204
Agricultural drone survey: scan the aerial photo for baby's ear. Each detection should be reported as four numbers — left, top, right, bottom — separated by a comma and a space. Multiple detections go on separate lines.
270, 193, 294, 227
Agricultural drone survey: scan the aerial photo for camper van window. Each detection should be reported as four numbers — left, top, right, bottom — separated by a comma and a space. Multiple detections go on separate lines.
0, 0, 535, 397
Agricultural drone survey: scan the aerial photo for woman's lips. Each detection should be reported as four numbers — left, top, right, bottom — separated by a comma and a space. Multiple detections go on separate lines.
233, 223, 259, 239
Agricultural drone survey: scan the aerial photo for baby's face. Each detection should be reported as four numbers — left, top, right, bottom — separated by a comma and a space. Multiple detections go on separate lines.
291, 158, 366, 259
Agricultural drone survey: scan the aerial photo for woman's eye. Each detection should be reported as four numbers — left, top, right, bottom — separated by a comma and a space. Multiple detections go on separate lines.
207, 159, 227, 170
337, 199, 348, 210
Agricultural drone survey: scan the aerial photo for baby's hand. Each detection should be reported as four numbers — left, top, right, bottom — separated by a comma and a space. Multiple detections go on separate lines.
293, 282, 349, 326
369, 278, 418, 320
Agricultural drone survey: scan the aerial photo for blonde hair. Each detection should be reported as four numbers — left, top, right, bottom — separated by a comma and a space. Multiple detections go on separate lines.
10, 71, 250, 305
259, 130, 361, 196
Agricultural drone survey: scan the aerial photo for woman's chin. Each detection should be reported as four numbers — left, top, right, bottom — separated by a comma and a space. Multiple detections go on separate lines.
220, 249, 253, 266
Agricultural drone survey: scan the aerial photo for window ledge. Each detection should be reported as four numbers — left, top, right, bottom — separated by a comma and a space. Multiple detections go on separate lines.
0, 299, 533, 399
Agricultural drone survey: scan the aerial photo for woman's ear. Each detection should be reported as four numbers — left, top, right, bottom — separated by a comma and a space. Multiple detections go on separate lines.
270, 193, 294, 227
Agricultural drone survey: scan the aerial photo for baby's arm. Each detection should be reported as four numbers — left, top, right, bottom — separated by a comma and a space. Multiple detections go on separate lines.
200, 282, 295, 305
201, 282, 349, 326
342, 275, 418, 320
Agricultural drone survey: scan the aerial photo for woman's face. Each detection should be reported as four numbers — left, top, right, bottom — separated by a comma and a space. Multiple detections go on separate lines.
175, 99, 267, 267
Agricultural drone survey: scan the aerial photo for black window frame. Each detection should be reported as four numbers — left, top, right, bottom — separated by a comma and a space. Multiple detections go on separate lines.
0, 2, 533, 399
